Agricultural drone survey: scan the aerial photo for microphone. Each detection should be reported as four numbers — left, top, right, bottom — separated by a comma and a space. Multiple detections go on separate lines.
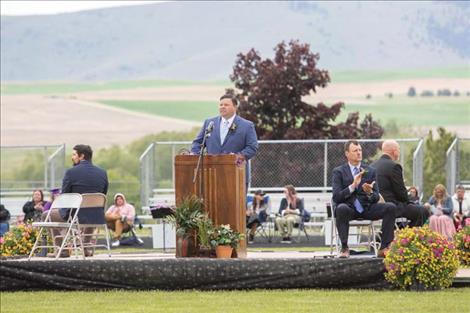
205, 121, 215, 134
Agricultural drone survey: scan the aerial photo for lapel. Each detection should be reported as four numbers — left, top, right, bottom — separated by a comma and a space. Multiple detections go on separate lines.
212, 117, 222, 147
342, 163, 354, 186
221, 115, 238, 147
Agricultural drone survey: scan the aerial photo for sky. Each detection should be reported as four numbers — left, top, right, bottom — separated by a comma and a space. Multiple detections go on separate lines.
0, 1, 163, 16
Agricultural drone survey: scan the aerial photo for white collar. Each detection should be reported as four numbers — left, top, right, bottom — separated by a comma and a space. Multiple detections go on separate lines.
221, 114, 236, 126
348, 162, 361, 173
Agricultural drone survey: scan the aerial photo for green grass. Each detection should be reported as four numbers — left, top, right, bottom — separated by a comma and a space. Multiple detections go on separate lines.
331, 67, 470, 83
0, 79, 229, 95
1, 289, 469, 313
99, 100, 217, 122
339, 96, 470, 126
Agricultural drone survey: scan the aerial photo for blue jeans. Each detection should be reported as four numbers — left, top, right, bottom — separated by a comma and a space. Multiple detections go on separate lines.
0, 223, 9, 236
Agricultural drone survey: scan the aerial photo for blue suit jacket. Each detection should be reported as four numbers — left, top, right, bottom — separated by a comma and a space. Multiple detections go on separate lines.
191, 115, 258, 160
61, 160, 108, 223
332, 163, 380, 211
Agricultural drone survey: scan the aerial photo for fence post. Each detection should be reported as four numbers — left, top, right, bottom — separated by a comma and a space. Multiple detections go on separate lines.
446, 138, 459, 196
323, 141, 328, 188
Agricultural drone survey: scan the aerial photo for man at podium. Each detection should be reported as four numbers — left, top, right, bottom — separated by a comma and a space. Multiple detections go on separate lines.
191, 94, 258, 177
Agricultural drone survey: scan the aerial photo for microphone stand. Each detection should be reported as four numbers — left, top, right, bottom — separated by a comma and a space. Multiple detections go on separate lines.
193, 128, 211, 201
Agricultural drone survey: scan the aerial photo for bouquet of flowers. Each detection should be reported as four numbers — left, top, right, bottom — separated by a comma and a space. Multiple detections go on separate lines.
0, 223, 38, 257
210, 224, 243, 249
454, 225, 470, 267
384, 226, 459, 290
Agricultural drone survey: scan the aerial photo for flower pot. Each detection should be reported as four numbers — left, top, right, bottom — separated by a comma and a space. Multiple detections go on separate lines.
176, 233, 198, 258
197, 247, 214, 258
216, 245, 233, 259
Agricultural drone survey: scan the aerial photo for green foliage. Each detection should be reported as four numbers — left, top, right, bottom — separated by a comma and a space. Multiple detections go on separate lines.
210, 224, 244, 249
196, 213, 215, 249
165, 195, 204, 238
454, 226, 470, 267
423, 127, 456, 198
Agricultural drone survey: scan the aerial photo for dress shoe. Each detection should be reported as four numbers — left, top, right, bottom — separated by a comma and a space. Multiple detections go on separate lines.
377, 247, 389, 258
339, 248, 350, 258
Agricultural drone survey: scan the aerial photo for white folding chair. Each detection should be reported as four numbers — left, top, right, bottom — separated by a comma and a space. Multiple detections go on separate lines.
78, 193, 111, 257
329, 202, 379, 257
29, 193, 83, 260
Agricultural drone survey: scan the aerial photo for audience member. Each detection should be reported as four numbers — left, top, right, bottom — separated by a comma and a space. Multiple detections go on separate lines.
42, 188, 61, 212
452, 185, 470, 230
0, 204, 11, 236
371, 140, 428, 227
408, 186, 421, 205
22, 189, 45, 223
246, 189, 269, 243
332, 140, 396, 258
105, 193, 136, 247
425, 184, 455, 239
275, 185, 304, 243
48, 144, 108, 257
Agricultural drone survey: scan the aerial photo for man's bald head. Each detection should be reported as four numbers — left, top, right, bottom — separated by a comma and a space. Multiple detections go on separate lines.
382, 140, 400, 161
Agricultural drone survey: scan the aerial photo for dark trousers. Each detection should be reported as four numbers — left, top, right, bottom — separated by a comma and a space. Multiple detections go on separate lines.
335, 202, 396, 250
46, 209, 94, 247
396, 203, 429, 227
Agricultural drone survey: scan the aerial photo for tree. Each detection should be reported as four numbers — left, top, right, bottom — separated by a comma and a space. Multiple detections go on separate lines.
423, 127, 456, 198
227, 40, 383, 187
229, 40, 383, 140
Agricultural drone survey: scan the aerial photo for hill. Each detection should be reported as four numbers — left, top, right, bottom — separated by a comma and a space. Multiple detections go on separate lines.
1, 1, 469, 81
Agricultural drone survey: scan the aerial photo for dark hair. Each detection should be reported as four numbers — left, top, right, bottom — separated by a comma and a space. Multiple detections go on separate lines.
344, 140, 360, 152
219, 94, 238, 106
456, 185, 465, 191
73, 144, 93, 161
32, 189, 44, 202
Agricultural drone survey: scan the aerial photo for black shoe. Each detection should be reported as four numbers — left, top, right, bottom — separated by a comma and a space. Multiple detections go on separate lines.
249, 234, 254, 242
281, 237, 291, 243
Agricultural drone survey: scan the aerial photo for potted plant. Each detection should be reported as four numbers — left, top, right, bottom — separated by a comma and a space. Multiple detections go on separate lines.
210, 224, 244, 259
454, 225, 470, 266
196, 213, 215, 257
384, 226, 459, 290
165, 195, 204, 257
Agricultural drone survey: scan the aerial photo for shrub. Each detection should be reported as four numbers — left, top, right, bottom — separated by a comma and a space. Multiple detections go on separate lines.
407, 87, 416, 97
454, 225, 470, 267
0, 223, 38, 257
384, 226, 459, 290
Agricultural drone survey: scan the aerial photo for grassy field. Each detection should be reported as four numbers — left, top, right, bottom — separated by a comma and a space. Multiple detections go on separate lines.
98, 95, 470, 127
1, 289, 469, 313
0, 79, 229, 95
1, 67, 468, 95
331, 67, 470, 83
99, 100, 217, 122
339, 95, 470, 126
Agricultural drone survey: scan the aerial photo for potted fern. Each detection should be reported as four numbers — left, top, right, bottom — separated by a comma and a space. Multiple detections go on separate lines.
165, 195, 204, 257
196, 213, 215, 257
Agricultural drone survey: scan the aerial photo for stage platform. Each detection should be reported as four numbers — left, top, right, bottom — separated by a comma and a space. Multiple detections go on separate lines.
1, 251, 468, 291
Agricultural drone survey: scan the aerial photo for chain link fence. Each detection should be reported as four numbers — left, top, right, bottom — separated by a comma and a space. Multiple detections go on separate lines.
447, 138, 470, 195
0, 144, 65, 192
140, 139, 423, 205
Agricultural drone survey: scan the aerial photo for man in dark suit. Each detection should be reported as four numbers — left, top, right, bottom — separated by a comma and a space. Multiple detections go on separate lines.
191, 94, 258, 183
371, 140, 429, 227
332, 140, 397, 258
49, 144, 108, 257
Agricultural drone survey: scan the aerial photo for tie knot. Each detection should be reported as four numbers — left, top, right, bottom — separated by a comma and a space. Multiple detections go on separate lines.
354, 167, 360, 175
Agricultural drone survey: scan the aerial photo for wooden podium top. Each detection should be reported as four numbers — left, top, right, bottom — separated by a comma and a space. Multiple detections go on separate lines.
175, 154, 241, 166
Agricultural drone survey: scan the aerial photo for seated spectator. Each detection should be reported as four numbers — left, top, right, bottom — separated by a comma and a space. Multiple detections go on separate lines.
42, 188, 61, 212
275, 185, 304, 243
246, 189, 269, 243
0, 204, 11, 237
105, 193, 136, 247
22, 189, 45, 223
452, 185, 470, 230
408, 186, 421, 205
425, 184, 455, 239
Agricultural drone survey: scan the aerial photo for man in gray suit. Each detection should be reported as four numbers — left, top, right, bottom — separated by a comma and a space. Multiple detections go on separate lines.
191, 94, 258, 180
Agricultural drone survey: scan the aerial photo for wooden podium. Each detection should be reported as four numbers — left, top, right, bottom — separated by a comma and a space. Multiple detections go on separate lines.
174, 154, 247, 258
